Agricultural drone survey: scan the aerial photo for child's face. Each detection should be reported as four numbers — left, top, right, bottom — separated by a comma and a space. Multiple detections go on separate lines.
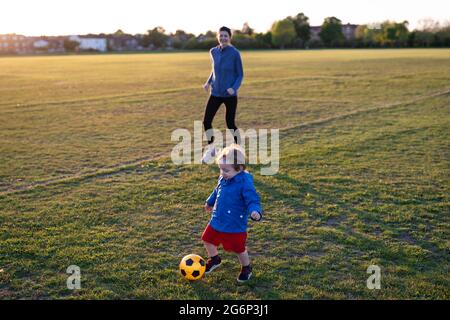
219, 163, 239, 180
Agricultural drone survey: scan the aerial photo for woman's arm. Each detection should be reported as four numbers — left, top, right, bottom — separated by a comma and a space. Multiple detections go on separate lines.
205, 48, 214, 85
231, 51, 244, 92
206, 71, 213, 85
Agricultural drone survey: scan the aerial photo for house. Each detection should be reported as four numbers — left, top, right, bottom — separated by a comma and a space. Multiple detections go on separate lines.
309, 23, 359, 41
33, 39, 49, 48
108, 34, 140, 51
310, 26, 322, 41
0, 34, 34, 54
342, 23, 359, 40
69, 35, 108, 52
196, 34, 208, 43
33, 37, 65, 53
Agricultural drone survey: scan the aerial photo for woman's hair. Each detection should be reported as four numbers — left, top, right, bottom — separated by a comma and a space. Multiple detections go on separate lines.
216, 143, 246, 171
219, 26, 232, 37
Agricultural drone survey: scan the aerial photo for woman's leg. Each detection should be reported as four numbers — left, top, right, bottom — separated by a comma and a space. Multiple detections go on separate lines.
223, 96, 240, 144
203, 95, 222, 145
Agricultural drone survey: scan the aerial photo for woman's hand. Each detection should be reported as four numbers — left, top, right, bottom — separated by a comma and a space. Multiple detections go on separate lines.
204, 203, 213, 212
250, 211, 261, 221
203, 83, 210, 92
227, 88, 235, 95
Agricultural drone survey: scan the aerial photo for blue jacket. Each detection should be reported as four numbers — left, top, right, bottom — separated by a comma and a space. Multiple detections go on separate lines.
206, 45, 244, 97
206, 171, 262, 233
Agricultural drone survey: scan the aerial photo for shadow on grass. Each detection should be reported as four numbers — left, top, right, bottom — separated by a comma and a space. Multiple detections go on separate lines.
254, 171, 443, 268
188, 280, 222, 300
186, 273, 282, 300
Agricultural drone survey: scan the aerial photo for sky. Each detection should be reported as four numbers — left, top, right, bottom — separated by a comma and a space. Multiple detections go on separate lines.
1, 0, 449, 36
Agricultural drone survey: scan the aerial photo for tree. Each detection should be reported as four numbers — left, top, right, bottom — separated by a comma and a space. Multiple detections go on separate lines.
355, 25, 366, 39
380, 20, 409, 47
417, 18, 441, 32
114, 29, 126, 36
173, 29, 194, 42
254, 32, 272, 48
355, 24, 382, 47
205, 30, 216, 38
170, 29, 195, 49
434, 22, 450, 47
354, 24, 367, 45
287, 12, 310, 46
63, 39, 80, 52
140, 27, 169, 48
241, 22, 254, 36
320, 17, 344, 47
410, 20, 450, 47
271, 19, 296, 49
184, 37, 199, 49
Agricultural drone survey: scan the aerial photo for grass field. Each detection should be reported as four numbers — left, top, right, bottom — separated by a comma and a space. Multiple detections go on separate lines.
0, 49, 449, 299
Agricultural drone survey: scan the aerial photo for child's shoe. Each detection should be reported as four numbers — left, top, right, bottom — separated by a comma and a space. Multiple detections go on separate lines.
205, 255, 222, 274
237, 265, 252, 283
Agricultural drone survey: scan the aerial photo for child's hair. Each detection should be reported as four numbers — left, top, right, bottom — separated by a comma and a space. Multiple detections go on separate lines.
215, 144, 246, 171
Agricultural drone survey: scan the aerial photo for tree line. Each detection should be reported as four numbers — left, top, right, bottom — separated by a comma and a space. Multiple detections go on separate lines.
140, 14, 450, 49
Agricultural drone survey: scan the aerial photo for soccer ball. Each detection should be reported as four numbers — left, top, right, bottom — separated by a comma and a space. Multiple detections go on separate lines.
179, 254, 206, 281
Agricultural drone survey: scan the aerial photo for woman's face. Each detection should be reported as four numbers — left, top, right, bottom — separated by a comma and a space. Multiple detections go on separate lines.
218, 31, 231, 46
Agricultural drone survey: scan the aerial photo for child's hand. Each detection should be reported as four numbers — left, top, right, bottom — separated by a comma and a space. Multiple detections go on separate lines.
227, 88, 235, 95
204, 203, 213, 212
250, 211, 261, 221
203, 83, 210, 92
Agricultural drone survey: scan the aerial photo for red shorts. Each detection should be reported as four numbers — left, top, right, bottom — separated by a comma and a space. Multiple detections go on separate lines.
201, 224, 247, 254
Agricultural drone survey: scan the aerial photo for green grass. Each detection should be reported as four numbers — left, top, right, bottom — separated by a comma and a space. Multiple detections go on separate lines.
0, 49, 449, 299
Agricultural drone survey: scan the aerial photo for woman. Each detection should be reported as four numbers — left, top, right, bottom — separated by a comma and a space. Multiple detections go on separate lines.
201, 26, 244, 163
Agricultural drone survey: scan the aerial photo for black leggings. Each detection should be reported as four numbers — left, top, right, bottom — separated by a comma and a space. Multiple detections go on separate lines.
203, 95, 240, 145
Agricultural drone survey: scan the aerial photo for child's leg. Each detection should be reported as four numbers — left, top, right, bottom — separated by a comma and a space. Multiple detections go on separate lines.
203, 240, 222, 274
236, 250, 253, 282
237, 249, 250, 266
203, 241, 219, 258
